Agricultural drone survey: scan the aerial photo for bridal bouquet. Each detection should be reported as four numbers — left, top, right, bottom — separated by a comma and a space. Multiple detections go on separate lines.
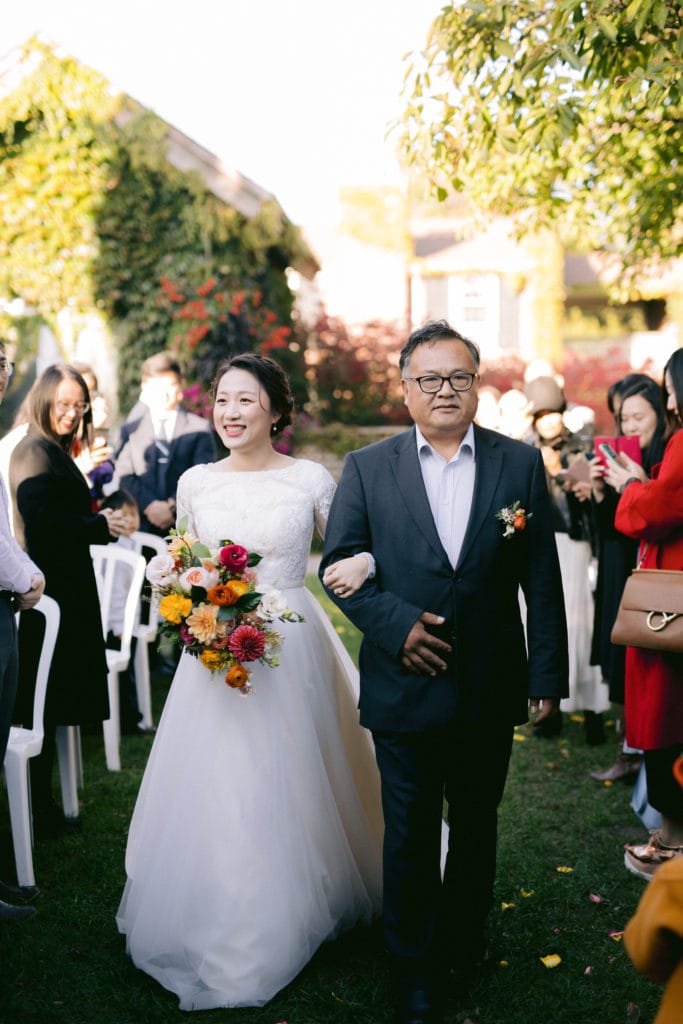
146, 519, 303, 694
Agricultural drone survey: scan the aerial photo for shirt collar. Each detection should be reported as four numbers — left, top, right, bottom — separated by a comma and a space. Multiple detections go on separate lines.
415, 422, 476, 462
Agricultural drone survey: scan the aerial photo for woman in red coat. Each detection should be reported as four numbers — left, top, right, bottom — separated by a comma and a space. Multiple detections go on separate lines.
606, 349, 683, 880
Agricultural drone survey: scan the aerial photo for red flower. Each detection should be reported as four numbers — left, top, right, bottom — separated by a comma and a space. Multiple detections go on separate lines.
219, 544, 249, 571
228, 625, 266, 662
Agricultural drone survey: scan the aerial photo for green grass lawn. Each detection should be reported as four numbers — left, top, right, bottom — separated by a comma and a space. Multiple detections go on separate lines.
0, 581, 663, 1024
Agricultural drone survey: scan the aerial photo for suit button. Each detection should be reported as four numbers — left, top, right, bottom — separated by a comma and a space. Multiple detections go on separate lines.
454, 574, 462, 583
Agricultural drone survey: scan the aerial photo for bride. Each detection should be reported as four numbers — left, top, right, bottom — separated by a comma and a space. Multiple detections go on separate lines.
116, 353, 384, 1010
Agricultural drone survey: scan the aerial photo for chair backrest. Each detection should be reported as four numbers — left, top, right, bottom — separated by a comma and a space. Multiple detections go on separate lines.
89, 545, 147, 662
130, 530, 169, 632
15, 594, 60, 742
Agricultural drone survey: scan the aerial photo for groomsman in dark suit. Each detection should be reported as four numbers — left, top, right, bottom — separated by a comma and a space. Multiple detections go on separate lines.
0, 340, 44, 919
321, 321, 568, 1024
114, 353, 216, 535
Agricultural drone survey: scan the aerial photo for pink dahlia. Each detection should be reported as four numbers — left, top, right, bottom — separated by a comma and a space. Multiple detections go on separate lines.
228, 624, 266, 662
219, 544, 249, 572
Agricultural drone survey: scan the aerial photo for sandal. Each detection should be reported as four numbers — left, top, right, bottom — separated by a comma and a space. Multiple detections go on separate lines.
624, 829, 683, 881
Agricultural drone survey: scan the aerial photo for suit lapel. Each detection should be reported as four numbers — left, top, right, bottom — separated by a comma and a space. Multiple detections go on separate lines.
455, 425, 504, 569
390, 428, 451, 567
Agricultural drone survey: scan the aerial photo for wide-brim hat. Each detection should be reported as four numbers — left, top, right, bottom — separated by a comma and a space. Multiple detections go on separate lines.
524, 376, 567, 417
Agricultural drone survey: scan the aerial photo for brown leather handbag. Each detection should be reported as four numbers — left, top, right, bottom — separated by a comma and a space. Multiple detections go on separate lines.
611, 569, 683, 653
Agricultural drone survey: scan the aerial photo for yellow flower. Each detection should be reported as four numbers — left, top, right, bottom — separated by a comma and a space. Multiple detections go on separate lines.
199, 650, 223, 671
186, 603, 220, 644
227, 580, 250, 599
159, 594, 192, 624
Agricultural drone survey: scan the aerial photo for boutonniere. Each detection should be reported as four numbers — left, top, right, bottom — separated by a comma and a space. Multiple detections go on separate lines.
496, 500, 532, 538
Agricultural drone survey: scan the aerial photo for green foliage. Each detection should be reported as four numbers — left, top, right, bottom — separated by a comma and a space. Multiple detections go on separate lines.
0, 39, 310, 412
399, 1, 683, 272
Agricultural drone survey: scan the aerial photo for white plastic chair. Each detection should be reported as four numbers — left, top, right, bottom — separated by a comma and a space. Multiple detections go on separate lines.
4, 595, 60, 887
90, 544, 147, 771
129, 530, 168, 729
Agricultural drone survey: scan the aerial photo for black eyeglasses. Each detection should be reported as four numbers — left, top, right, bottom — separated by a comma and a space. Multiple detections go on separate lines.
403, 372, 479, 394
0, 360, 14, 377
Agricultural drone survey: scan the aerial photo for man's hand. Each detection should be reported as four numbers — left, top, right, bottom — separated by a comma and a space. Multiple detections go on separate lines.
144, 500, 175, 530
529, 696, 560, 724
401, 612, 451, 677
14, 573, 45, 611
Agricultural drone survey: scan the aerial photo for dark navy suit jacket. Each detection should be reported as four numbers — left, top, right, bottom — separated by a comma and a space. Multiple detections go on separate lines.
114, 403, 216, 534
320, 424, 568, 733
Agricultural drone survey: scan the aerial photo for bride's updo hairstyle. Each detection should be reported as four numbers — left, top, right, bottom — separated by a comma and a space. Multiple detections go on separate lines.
212, 353, 294, 435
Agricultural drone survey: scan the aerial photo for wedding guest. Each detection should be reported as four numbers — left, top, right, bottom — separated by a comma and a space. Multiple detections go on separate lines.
114, 352, 216, 535
606, 350, 683, 879
583, 375, 665, 783
525, 376, 607, 742
71, 363, 115, 509
321, 321, 568, 1024
0, 340, 43, 919
9, 364, 128, 838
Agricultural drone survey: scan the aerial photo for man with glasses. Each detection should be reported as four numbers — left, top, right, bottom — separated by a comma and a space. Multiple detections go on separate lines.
0, 342, 44, 919
321, 320, 568, 1023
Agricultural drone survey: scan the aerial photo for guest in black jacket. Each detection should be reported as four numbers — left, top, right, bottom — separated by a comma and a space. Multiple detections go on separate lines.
10, 364, 127, 838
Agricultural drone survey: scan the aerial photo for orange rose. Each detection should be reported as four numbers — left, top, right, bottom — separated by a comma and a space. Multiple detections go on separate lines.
207, 584, 238, 606
513, 510, 527, 531
225, 664, 249, 689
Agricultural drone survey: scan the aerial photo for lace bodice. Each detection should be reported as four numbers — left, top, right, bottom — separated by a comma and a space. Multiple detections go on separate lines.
176, 459, 335, 589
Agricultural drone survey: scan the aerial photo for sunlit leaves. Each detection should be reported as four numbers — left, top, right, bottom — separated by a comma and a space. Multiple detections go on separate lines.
397, 0, 683, 270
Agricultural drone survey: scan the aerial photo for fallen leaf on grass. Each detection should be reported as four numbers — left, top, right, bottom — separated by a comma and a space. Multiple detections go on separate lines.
498, 960, 509, 967
588, 892, 605, 904
570, 714, 584, 723
540, 954, 561, 968
609, 930, 623, 942
520, 889, 534, 898
500, 901, 515, 911
556, 865, 574, 873
584, 966, 593, 975
513, 733, 527, 742
560, 747, 570, 758
602, 780, 614, 787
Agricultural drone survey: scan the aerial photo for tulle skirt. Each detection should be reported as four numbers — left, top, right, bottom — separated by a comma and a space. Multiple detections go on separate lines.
116, 587, 383, 1010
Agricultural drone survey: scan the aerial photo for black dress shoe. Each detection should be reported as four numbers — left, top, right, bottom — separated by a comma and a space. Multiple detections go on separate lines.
0, 879, 39, 904
533, 710, 563, 738
395, 972, 442, 1024
0, 898, 35, 921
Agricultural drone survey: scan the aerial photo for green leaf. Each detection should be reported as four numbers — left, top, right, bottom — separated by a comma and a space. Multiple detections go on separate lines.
190, 541, 212, 559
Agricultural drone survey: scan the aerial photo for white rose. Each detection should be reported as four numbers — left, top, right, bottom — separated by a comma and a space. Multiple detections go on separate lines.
179, 565, 219, 591
146, 553, 177, 588
257, 587, 288, 619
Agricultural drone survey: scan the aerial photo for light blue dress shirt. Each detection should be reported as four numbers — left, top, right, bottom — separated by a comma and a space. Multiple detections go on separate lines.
415, 423, 476, 569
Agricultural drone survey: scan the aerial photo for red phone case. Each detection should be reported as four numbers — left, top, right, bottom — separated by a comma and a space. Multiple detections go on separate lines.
594, 435, 642, 470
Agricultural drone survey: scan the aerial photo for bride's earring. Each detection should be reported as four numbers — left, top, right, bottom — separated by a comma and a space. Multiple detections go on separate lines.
271, 423, 278, 435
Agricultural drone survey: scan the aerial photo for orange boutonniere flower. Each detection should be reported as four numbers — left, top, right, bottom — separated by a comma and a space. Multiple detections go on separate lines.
496, 500, 532, 539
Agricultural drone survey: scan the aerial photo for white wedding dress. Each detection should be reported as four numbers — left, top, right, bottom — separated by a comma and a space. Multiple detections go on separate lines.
116, 460, 384, 1010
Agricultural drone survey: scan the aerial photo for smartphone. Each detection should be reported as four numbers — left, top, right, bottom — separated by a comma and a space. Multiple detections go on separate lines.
598, 441, 620, 464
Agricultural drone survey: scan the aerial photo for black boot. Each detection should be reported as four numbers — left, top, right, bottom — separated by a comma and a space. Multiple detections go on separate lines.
584, 710, 606, 746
